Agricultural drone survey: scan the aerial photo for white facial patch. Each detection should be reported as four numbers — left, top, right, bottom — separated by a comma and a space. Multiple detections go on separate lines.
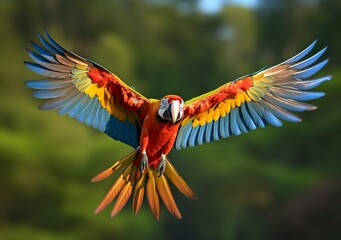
158, 98, 184, 123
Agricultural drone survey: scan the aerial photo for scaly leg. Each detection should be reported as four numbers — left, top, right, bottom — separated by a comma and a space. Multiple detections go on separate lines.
140, 151, 148, 174
156, 154, 166, 176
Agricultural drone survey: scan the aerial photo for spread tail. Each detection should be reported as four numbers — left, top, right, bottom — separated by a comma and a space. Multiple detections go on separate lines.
91, 149, 197, 219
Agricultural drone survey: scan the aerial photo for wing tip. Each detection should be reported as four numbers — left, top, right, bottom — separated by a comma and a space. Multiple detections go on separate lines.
294, 58, 330, 79
24, 80, 33, 87
312, 39, 318, 46
24, 61, 39, 72
306, 91, 326, 100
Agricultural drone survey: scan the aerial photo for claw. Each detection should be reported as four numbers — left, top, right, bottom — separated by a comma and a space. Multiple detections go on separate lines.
140, 152, 148, 174
156, 155, 166, 177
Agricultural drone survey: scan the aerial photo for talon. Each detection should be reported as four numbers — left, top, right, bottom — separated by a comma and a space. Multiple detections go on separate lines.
140, 152, 148, 174
156, 155, 166, 177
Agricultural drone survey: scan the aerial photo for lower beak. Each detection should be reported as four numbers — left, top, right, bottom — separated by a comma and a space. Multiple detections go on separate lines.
170, 102, 180, 124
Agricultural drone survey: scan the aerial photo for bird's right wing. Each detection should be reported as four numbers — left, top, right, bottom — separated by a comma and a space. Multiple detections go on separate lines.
25, 32, 151, 148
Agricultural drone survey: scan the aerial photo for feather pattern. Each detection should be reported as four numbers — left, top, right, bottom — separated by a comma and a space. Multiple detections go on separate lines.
94, 164, 132, 214
25, 31, 150, 148
146, 169, 160, 219
176, 41, 330, 149
133, 173, 147, 214
93, 152, 196, 219
164, 158, 197, 199
26, 32, 329, 220
111, 179, 134, 217
155, 174, 182, 219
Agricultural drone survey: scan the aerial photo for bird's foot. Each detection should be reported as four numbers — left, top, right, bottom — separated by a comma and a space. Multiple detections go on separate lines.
140, 152, 148, 174
156, 154, 166, 177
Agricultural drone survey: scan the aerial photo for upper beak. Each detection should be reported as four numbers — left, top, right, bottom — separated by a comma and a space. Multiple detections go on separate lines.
170, 101, 180, 124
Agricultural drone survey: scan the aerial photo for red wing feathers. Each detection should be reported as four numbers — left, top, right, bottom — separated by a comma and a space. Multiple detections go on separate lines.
176, 41, 330, 149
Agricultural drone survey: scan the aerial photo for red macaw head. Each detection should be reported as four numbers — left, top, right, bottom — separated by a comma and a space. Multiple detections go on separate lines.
158, 95, 184, 124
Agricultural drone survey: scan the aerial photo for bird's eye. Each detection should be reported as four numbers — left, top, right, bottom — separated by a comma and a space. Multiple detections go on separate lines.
160, 98, 168, 109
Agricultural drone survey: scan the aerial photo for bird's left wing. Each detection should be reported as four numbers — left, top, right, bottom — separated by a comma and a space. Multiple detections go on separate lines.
25, 32, 151, 148
175, 41, 331, 149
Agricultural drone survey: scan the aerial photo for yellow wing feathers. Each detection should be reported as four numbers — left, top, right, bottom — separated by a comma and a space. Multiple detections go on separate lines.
183, 74, 273, 128
70, 65, 134, 122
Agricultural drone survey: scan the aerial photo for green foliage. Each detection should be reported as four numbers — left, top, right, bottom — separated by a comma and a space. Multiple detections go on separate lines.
1, 0, 340, 239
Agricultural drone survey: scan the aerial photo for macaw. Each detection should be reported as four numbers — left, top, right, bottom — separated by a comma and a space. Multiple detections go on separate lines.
25, 32, 330, 219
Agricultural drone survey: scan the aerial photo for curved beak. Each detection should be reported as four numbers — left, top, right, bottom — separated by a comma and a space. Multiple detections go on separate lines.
170, 101, 180, 124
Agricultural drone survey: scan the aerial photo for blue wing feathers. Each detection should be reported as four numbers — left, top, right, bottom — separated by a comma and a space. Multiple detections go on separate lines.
78, 97, 94, 120
25, 79, 72, 89
94, 108, 103, 131
197, 124, 206, 145
263, 110, 282, 127
27, 49, 53, 65
91, 103, 101, 128
294, 59, 329, 79
38, 96, 68, 110
68, 95, 90, 118
284, 40, 317, 64
247, 102, 266, 128
258, 99, 301, 122
223, 115, 231, 137
25, 62, 68, 78
181, 123, 192, 147
236, 108, 249, 133
262, 93, 314, 112
105, 116, 139, 148
291, 47, 326, 70
219, 117, 228, 138
25, 62, 49, 75
176, 41, 330, 150
32, 87, 71, 99
296, 76, 331, 90
85, 99, 99, 126
57, 92, 84, 115
125, 121, 133, 144
213, 120, 220, 141
274, 88, 325, 101
205, 122, 213, 143
230, 108, 241, 135
37, 33, 64, 55
249, 102, 264, 120
26, 32, 141, 148
44, 31, 66, 53
30, 41, 59, 63
240, 103, 257, 130
26, 34, 329, 151
184, 123, 193, 145
98, 108, 108, 132
189, 126, 200, 147
92, 102, 105, 130
175, 127, 185, 149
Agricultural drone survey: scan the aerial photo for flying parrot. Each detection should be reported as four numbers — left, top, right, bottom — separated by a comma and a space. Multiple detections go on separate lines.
25, 32, 330, 219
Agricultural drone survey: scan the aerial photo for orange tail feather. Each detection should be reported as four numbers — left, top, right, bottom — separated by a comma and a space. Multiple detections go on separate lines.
93, 149, 197, 219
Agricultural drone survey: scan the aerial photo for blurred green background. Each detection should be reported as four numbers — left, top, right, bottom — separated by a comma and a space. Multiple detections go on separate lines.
1, 0, 340, 239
